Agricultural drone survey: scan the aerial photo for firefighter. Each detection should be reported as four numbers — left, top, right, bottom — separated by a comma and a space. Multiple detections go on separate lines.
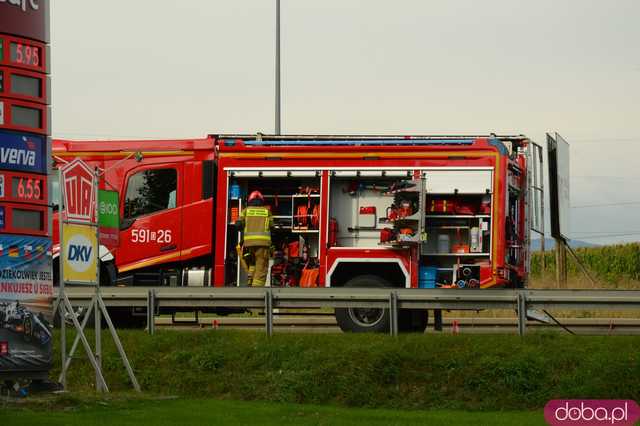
236, 190, 273, 286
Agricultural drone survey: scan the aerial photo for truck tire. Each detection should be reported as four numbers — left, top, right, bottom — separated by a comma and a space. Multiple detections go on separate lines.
335, 275, 391, 333
398, 309, 429, 333
108, 307, 147, 328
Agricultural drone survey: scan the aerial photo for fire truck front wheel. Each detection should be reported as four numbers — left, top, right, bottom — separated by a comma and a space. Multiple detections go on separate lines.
335, 275, 391, 333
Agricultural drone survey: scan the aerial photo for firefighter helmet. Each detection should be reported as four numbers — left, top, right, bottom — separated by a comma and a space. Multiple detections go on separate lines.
248, 190, 264, 202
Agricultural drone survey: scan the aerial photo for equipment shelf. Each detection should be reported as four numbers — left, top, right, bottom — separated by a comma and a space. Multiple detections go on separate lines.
378, 212, 421, 224
379, 241, 419, 247
426, 192, 492, 196
425, 215, 490, 219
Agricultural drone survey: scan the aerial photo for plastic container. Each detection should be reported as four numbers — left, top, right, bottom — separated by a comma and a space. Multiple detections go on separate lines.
230, 181, 241, 200
437, 234, 450, 253
419, 266, 438, 288
470, 227, 480, 252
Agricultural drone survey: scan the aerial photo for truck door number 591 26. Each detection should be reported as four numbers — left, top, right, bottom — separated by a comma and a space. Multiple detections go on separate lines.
131, 229, 172, 244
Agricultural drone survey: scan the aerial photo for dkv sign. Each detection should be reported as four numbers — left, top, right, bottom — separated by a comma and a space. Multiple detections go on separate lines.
60, 158, 98, 284
62, 223, 98, 283
66, 230, 95, 272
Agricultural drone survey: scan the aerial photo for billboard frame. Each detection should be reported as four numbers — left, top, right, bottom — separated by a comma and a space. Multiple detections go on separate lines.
547, 133, 570, 242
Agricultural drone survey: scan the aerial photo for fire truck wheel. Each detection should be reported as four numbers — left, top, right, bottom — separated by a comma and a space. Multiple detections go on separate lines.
335, 275, 391, 333
398, 309, 429, 333
108, 308, 147, 328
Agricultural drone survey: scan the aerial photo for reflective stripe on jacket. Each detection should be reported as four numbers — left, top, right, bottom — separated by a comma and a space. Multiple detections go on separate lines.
240, 206, 273, 247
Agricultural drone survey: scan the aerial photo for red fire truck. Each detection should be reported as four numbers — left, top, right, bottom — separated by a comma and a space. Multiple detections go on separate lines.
51, 134, 541, 332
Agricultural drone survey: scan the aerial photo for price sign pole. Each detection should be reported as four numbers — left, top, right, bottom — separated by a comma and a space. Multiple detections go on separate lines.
57, 159, 139, 392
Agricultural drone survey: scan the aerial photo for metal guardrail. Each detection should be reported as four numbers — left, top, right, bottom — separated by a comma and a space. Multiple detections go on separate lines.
56, 287, 640, 337
155, 317, 640, 335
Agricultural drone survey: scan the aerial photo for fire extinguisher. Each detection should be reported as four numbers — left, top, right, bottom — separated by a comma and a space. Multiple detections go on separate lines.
329, 218, 339, 247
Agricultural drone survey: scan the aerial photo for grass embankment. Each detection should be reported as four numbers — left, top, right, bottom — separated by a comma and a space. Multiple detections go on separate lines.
530, 243, 640, 288
3, 397, 546, 426
50, 330, 639, 411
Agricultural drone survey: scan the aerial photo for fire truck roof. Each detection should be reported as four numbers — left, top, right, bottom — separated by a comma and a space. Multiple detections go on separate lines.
52, 138, 214, 153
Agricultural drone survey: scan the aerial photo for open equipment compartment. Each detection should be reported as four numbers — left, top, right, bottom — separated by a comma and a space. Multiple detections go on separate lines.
328, 170, 420, 248
419, 169, 493, 288
225, 171, 321, 287
327, 167, 494, 288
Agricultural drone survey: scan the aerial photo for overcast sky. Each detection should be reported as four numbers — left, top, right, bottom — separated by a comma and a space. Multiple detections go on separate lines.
50, 0, 640, 245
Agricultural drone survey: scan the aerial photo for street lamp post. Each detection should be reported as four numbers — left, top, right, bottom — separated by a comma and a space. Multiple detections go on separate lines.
275, 0, 281, 135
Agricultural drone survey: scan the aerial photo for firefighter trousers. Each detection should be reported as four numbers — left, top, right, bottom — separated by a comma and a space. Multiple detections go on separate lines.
246, 246, 269, 286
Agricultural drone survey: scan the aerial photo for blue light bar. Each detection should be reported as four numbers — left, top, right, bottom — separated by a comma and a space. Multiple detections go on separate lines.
237, 139, 477, 147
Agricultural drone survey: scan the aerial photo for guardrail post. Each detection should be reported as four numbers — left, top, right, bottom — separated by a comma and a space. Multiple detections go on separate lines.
389, 291, 398, 337
434, 309, 443, 332
147, 289, 156, 335
517, 292, 527, 336
265, 289, 273, 337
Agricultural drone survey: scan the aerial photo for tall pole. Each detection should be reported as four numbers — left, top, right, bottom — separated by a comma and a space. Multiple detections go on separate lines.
94, 169, 103, 391
555, 239, 567, 288
275, 0, 281, 135
59, 168, 66, 389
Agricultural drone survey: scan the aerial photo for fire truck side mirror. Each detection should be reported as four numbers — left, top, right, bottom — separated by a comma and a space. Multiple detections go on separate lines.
120, 217, 136, 230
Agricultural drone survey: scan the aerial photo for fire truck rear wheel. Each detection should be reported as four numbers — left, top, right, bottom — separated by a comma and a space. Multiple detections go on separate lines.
335, 275, 391, 333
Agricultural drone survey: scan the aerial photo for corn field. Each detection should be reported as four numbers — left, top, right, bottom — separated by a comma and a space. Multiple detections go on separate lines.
530, 243, 640, 285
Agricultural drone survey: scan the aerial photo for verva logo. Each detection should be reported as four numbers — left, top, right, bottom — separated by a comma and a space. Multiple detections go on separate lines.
0, 136, 37, 167
0, 0, 40, 12
61, 158, 96, 224
545, 400, 640, 426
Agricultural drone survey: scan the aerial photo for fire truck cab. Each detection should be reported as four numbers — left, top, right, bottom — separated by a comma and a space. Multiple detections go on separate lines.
52, 138, 216, 288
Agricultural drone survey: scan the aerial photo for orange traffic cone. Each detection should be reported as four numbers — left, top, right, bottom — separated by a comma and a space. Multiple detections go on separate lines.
212, 319, 220, 329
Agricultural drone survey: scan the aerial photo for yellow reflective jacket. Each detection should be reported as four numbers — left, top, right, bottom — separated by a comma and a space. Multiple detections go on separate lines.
238, 206, 273, 247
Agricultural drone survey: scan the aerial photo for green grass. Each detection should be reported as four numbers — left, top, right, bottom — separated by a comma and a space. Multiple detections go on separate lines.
3, 397, 546, 425
50, 330, 640, 411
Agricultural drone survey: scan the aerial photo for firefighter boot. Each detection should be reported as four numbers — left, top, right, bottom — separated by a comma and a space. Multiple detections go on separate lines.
247, 265, 255, 287
251, 247, 270, 287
